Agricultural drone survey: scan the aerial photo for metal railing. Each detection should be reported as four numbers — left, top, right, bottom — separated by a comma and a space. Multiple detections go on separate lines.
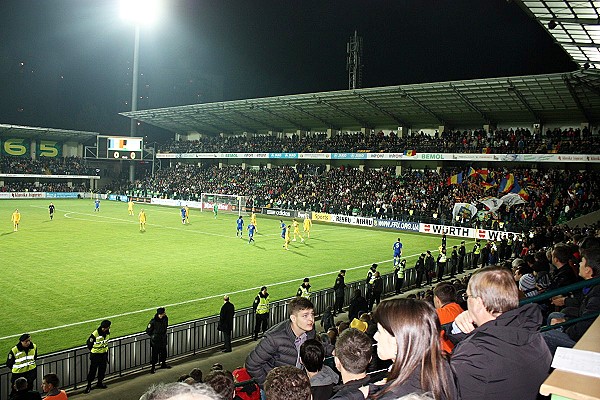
0, 266, 435, 400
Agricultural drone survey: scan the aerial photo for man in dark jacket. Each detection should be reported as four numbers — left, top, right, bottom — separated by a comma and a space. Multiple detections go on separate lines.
449, 267, 552, 400
146, 307, 170, 374
347, 290, 368, 322
414, 253, 425, 288
546, 244, 579, 291
9, 377, 41, 400
543, 246, 600, 354
330, 328, 375, 400
333, 270, 346, 315
245, 297, 333, 387
457, 241, 466, 274
218, 295, 235, 353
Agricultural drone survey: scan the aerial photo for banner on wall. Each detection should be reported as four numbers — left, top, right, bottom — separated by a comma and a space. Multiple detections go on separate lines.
2, 138, 30, 157
37, 140, 62, 158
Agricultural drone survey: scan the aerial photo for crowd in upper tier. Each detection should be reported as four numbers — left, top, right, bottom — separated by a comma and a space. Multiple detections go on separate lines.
0, 156, 97, 176
158, 126, 599, 154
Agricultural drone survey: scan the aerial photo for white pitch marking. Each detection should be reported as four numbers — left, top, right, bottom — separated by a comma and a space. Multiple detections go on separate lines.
0, 252, 424, 340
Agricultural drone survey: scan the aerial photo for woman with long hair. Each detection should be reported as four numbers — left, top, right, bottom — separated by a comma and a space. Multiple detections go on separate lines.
358, 298, 457, 400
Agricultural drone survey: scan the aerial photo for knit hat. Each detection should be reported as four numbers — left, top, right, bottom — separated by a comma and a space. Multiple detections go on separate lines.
303, 277, 310, 283
157, 307, 166, 315
19, 333, 30, 342
349, 318, 368, 333
100, 320, 111, 329
371, 263, 378, 270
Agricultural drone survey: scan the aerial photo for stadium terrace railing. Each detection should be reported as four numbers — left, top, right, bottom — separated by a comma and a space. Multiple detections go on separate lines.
0, 267, 432, 400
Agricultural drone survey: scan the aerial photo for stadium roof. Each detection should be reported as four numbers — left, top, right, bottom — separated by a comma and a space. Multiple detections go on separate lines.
0, 124, 99, 143
514, 0, 600, 69
121, 70, 600, 136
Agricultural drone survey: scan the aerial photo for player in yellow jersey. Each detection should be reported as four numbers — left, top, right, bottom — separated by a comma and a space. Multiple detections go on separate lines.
250, 212, 257, 233
303, 216, 312, 239
128, 199, 134, 216
139, 209, 147, 232
292, 219, 304, 243
283, 224, 291, 250
11, 209, 21, 232
184, 205, 190, 224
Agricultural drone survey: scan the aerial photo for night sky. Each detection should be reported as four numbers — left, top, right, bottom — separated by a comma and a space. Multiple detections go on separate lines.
0, 0, 575, 139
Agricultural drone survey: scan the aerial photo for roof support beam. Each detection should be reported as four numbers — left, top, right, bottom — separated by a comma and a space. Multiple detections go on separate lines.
279, 99, 339, 130
314, 96, 371, 128
254, 104, 310, 132
449, 83, 491, 123
177, 112, 225, 135
399, 89, 445, 125
233, 110, 274, 132
573, 74, 600, 98
354, 92, 410, 127
562, 75, 592, 123
506, 79, 542, 123
205, 111, 253, 132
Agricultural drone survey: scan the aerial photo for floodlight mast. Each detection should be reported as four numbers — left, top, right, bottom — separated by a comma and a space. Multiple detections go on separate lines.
120, 0, 159, 182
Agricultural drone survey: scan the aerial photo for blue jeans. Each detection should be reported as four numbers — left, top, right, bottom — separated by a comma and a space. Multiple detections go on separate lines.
542, 328, 576, 355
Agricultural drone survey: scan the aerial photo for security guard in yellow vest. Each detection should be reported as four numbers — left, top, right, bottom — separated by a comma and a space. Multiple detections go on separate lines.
84, 320, 111, 393
253, 287, 270, 340
7, 333, 37, 393
296, 277, 311, 299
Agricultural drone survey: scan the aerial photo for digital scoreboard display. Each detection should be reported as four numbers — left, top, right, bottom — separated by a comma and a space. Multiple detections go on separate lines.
107, 137, 143, 160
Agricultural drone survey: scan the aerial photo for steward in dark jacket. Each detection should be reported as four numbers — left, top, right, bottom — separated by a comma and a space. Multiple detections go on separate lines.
450, 303, 552, 400
218, 296, 235, 352
146, 307, 170, 373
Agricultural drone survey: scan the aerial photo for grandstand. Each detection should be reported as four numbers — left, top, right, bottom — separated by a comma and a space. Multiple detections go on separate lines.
2, 1, 600, 400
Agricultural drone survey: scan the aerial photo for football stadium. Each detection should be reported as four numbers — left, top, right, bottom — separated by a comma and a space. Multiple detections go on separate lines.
1, 1, 600, 400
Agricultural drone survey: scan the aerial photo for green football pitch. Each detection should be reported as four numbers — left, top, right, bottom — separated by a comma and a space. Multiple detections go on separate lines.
0, 199, 458, 355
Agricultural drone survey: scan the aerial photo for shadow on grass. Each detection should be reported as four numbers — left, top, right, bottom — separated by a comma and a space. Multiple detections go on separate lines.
1, 231, 15, 236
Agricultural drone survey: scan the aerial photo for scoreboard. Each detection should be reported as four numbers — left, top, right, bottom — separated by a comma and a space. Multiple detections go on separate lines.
107, 137, 143, 160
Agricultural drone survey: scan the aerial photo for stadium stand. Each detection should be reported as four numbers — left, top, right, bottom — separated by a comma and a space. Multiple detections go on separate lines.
156, 127, 600, 155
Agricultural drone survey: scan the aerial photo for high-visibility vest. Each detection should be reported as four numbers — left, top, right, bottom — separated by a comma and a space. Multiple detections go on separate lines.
474, 245, 481, 255
10, 344, 36, 373
91, 330, 110, 354
396, 265, 405, 279
299, 286, 310, 299
439, 254, 447, 263
256, 296, 269, 315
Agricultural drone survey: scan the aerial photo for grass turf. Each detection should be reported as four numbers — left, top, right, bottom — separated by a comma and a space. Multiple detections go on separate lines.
0, 198, 460, 355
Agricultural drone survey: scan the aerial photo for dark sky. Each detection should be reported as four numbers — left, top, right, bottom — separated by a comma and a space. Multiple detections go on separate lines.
0, 0, 575, 138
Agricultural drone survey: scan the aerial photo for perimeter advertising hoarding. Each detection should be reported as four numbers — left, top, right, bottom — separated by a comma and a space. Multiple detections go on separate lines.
373, 219, 420, 232
420, 223, 473, 238
261, 208, 296, 218
312, 212, 332, 222
156, 152, 600, 163
330, 214, 373, 227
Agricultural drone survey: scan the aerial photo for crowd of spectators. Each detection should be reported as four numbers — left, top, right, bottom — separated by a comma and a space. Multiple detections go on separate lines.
0, 182, 88, 193
120, 163, 599, 232
0, 156, 97, 176
158, 126, 599, 155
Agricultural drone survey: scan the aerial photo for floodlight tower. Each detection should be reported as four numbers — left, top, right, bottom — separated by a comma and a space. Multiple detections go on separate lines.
346, 30, 363, 90
120, 0, 160, 182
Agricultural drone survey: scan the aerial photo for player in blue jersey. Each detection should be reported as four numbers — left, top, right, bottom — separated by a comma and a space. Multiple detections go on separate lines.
236, 216, 244, 237
280, 220, 286, 239
247, 223, 256, 244
94, 199, 100, 212
393, 237, 403, 267
180, 207, 186, 224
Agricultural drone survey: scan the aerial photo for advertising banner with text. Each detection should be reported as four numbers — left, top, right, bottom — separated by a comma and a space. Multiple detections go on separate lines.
373, 219, 420, 232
